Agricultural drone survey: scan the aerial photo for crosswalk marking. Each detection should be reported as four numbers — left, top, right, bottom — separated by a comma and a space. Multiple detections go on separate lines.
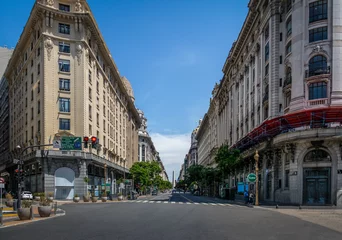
202, 203, 208, 205
218, 204, 225, 206
171, 201, 176, 204
163, 201, 168, 203
210, 203, 216, 206
120, 200, 245, 208
157, 201, 161, 203
179, 202, 183, 204
194, 203, 199, 205
143, 200, 148, 203
186, 202, 192, 205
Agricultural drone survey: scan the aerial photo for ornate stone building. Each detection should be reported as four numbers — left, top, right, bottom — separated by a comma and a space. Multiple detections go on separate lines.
137, 109, 157, 162
2, 0, 141, 199
198, 0, 342, 206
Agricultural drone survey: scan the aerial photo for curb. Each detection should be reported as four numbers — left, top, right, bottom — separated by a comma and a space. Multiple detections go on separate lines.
0, 209, 66, 229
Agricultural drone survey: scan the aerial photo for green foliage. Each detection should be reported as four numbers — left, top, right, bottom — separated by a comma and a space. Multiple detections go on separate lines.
83, 177, 89, 183
130, 161, 162, 190
5, 193, 13, 200
74, 194, 79, 198
215, 145, 241, 177
21, 200, 32, 208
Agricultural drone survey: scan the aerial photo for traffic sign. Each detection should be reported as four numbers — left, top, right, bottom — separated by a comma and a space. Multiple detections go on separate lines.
13, 159, 24, 165
0, 177, 5, 184
61, 136, 82, 150
53, 139, 61, 148
247, 173, 257, 182
0, 183, 4, 188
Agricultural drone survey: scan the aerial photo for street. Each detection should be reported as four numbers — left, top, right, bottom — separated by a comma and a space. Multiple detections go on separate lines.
0, 193, 341, 240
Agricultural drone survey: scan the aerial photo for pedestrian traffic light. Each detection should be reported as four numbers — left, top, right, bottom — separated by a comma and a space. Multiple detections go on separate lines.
83, 136, 89, 148
91, 136, 97, 148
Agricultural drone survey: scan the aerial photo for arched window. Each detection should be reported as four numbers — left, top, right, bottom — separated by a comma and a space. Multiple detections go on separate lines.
308, 55, 328, 77
142, 145, 145, 162
304, 149, 330, 162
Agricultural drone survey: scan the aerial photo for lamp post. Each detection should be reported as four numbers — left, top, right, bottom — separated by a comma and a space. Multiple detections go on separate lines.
254, 150, 259, 206
104, 164, 107, 197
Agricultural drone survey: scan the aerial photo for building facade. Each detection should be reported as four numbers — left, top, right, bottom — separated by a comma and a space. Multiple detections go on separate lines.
2, 0, 141, 199
198, 0, 342, 206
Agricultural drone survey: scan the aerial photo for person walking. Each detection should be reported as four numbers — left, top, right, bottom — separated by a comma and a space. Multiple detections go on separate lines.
244, 190, 249, 204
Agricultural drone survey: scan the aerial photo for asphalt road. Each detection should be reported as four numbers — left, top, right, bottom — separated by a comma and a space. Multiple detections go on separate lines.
1, 193, 341, 240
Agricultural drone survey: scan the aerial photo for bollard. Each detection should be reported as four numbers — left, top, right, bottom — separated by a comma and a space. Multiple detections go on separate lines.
54, 202, 57, 215
0, 207, 3, 227
30, 206, 34, 220
13, 199, 18, 211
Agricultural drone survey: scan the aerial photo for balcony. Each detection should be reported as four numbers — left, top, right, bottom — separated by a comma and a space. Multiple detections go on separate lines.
307, 98, 328, 106
305, 66, 330, 78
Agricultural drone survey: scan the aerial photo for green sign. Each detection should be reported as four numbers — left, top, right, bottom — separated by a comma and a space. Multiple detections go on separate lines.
247, 173, 257, 182
61, 136, 82, 150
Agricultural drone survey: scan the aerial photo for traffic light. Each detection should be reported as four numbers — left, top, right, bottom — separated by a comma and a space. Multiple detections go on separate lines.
83, 136, 89, 148
91, 136, 97, 149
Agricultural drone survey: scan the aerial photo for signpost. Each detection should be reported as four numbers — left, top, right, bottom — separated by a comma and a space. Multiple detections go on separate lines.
53, 138, 62, 149
247, 173, 257, 183
0, 178, 5, 209
61, 137, 82, 150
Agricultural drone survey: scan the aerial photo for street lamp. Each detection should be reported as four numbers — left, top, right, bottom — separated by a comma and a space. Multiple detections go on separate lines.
15, 145, 23, 209
254, 150, 259, 206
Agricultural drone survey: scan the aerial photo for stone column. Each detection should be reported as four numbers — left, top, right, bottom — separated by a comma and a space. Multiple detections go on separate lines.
270, 0, 280, 117
331, 0, 342, 105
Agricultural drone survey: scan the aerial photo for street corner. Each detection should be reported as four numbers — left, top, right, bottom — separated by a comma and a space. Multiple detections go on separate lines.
0, 208, 66, 229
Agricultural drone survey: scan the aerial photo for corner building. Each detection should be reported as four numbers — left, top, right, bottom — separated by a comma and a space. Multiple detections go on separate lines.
206, 0, 342, 206
3, 0, 140, 199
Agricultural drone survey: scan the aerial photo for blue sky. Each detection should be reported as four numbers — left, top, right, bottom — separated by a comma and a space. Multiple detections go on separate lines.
0, 0, 249, 180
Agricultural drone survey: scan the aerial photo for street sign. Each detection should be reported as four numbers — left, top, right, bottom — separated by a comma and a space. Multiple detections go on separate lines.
53, 139, 62, 148
61, 136, 82, 150
247, 173, 257, 183
13, 159, 24, 165
0, 183, 4, 188
0, 177, 5, 184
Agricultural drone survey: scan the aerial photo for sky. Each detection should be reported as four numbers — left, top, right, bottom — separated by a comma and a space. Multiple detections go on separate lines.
0, 0, 249, 181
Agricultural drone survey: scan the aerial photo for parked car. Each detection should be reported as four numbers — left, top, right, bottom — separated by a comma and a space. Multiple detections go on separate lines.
21, 191, 33, 200
152, 190, 158, 196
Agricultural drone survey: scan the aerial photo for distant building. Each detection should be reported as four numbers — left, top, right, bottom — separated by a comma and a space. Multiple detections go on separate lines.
137, 109, 157, 162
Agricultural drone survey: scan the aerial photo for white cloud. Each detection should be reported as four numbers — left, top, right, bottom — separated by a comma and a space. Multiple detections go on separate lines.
150, 132, 191, 182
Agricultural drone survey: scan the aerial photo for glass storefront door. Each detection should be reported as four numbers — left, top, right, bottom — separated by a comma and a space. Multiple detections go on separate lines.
303, 168, 330, 205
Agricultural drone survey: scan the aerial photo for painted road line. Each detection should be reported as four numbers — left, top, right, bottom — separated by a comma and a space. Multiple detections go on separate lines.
149, 201, 154, 203
194, 202, 199, 205
179, 194, 194, 203
218, 204, 225, 206
179, 202, 183, 204
136, 200, 142, 203
171, 201, 176, 204
143, 200, 148, 203
157, 201, 161, 203
186, 202, 192, 205
202, 203, 208, 205
225, 204, 233, 207
163, 201, 168, 204
210, 203, 217, 206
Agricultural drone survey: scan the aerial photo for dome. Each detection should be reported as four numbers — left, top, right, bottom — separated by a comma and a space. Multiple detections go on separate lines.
121, 76, 135, 102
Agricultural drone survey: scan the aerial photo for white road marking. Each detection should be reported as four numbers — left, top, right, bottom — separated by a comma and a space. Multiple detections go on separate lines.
186, 202, 192, 205
202, 203, 208, 205
194, 203, 199, 205
171, 201, 176, 204
157, 201, 161, 203
163, 201, 168, 204
136, 200, 142, 203
179, 202, 183, 204
225, 204, 233, 207
143, 200, 148, 203
149, 201, 154, 203
210, 203, 217, 206
218, 204, 225, 206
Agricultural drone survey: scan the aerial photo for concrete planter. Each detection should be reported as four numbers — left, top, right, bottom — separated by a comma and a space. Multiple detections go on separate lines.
118, 195, 124, 201
17, 208, 31, 220
73, 197, 80, 202
101, 197, 107, 202
83, 196, 90, 202
5, 200, 13, 208
91, 197, 98, 202
48, 197, 54, 201
38, 206, 52, 217
34, 196, 41, 201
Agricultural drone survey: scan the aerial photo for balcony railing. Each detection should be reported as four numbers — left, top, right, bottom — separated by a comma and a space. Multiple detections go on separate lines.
305, 66, 330, 78
307, 98, 328, 106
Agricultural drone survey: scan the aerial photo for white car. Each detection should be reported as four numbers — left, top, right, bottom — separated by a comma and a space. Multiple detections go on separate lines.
21, 191, 33, 200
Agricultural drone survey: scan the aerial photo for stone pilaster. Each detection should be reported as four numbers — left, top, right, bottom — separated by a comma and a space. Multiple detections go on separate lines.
270, 0, 280, 117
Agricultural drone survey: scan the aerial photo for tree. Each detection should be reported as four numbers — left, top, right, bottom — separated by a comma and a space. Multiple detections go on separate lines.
130, 161, 163, 193
215, 145, 241, 180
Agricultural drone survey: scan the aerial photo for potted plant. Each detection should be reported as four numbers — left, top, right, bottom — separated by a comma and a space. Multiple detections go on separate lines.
33, 192, 40, 201
101, 192, 108, 202
17, 200, 32, 220
38, 196, 52, 217
47, 192, 54, 201
117, 192, 124, 201
5, 193, 14, 207
83, 193, 90, 202
91, 194, 98, 203
73, 194, 80, 202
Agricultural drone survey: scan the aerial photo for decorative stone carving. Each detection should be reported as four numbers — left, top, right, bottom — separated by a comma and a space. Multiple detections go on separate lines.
76, 43, 83, 65
46, 0, 54, 6
85, 48, 89, 57
44, 37, 53, 61
75, 0, 82, 12
86, 28, 92, 39
312, 45, 328, 55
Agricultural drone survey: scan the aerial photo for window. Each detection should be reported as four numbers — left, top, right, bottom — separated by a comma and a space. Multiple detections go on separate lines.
285, 92, 291, 107
286, 17, 292, 37
59, 42, 70, 53
25, 68, 27, 76
31, 59, 33, 67
285, 170, 290, 188
96, 67, 99, 78
31, 107, 34, 120
37, 47, 40, 56
38, 82, 40, 93
25, 82, 27, 92
31, 90, 33, 101
103, 106, 106, 116
309, 26, 328, 43
59, 98, 70, 112
31, 126, 34, 139
31, 73, 34, 84
38, 120, 41, 133
59, 23, 70, 34
286, 41, 292, 55
279, 104, 282, 112
103, 120, 106, 132
97, 113, 99, 126
88, 55, 92, 65
142, 145, 145, 161
59, 4, 70, 12
286, 0, 292, 12
59, 78, 70, 91
25, 97, 27, 107
31, 42, 33, 51
89, 124, 92, 135
89, 105, 92, 119
280, 32, 282, 42
96, 81, 99, 93
89, 87, 92, 100
265, 64, 269, 76
59, 118, 70, 130
280, 55, 283, 64
285, 67, 292, 86
37, 63, 40, 75
58, 59, 70, 72
279, 78, 282, 87
89, 70, 92, 83
265, 42, 269, 62
264, 25, 269, 40
308, 55, 328, 76
309, 82, 327, 100
25, 113, 28, 124
37, 100, 40, 114
309, 0, 327, 23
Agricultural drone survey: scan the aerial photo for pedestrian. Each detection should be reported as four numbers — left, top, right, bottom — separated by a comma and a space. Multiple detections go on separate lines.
244, 190, 249, 204
249, 192, 254, 205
